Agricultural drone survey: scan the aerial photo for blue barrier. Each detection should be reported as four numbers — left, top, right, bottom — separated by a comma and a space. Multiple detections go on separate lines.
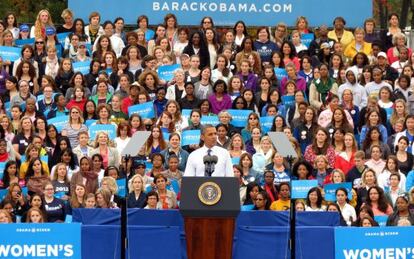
8, 209, 409, 259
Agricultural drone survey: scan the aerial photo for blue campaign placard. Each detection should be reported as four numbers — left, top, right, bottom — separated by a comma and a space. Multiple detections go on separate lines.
116, 179, 126, 197
167, 179, 180, 195
200, 115, 220, 126
0, 162, 5, 180
291, 180, 318, 199
15, 38, 35, 47
73, 61, 91, 75
260, 116, 275, 134
335, 227, 414, 259
274, 68, 287, 81
0, 46, 22, 62
232, 157, 240, 166
0, 223, 81, 258
0, 189, 8, 202
324, 182, 353, 202
85, 119, 97, 127
162, 132, 170, 142
54, 192, 66, 199
301, 33, 314, 48
227, 109, 252, 128
374, 216, 388, 227
69, 0, 371, 27
157, 64, 181, 81
56, 44, 63, 58
241, 204, 255, 211
128, 102, 155, 119
281, 95, 295, 107
181, 130, 201, 146
88, 124, 116, 140
47, 116, 68, 133
57, 32, 71, 45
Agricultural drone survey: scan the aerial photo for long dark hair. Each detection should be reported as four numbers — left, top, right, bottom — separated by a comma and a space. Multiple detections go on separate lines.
365, 186, 390, 214
1, 161, 19, 188
306, 187, 323, 208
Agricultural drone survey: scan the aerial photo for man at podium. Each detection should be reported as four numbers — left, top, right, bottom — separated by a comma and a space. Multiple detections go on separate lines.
184, 125, 234, 177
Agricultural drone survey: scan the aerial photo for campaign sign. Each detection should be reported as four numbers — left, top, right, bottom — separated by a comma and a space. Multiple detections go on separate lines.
162, 132, 170, 142
56, 44, 63, 58
324, 182, 353, 202
227, 109, 252, 128
57, 32, 71, 45
0, 162, 5, 180
69, 0, 371, 27
200, 115, 220, 126
335, 226, 414, 259
47, 116, 69, 133
0, 223, 81, 258
374, 216, 388, 227
85, 119, 97, 127
181, 130, 201, 146
0, 189, 7, 202
274, 68, 287, 81
157, 64, 181, 81
128, 102, 155, 119
73, 61, 91, 75
260, 116, 274, 133
116, 179, 126, 197
88, 124, 116, 140
281, 95, 295, 107
15, 38, 35, 47
291, 180, 318, 199
301, 33, 314, 48
232, 157, 240, 166
0, 46, 21, 62
181, 109, 191, 122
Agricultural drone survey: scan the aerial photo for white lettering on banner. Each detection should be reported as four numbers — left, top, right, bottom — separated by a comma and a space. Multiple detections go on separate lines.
343, 248, 414, 259
152, 2, 293, 13
0, 244, 74, 257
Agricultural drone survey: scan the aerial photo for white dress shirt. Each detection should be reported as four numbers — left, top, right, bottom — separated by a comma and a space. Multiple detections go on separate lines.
184, 145, 234, 177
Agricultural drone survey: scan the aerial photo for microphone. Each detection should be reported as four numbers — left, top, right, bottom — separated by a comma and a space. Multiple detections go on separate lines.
203, 155, 212, 176
210, 155, 218, 176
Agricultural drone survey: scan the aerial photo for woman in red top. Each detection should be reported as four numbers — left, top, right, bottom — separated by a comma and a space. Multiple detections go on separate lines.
334, 133, 357, 175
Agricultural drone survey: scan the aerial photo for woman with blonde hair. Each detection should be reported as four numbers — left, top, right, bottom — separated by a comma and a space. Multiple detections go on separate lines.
30, 9, 54, 39
101, 176, 122, 207
0, 209, 13, 223
390, 99, 408, 126
95, 188, 115, 208
61, 106, 88, 148
70, 183, 87, 209
91, 132, 119, 169
228, 133, 246, 159
26, 207, 45, 223
127, 174, 147, 208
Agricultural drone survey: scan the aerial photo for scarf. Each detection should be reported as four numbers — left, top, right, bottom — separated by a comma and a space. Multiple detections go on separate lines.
0, 152, 8, 162
314, 77, 334, 103
46, 57, 58, 78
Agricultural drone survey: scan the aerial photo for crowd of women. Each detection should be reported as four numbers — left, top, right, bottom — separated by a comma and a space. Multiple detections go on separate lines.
0, 8, 413, 227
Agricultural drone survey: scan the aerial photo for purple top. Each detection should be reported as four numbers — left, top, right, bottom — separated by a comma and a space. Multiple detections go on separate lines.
208, 94, 232, 114
237, 72, 258, 92
280, 75, 307, 95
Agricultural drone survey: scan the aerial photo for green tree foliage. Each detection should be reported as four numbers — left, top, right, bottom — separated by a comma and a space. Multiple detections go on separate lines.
0, 0, 67, 24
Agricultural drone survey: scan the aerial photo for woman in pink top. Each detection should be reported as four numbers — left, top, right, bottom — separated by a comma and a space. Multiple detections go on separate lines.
364, 186, 393, 216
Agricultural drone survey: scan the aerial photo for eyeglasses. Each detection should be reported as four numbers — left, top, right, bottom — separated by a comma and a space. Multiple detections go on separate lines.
35, 41, 44, 45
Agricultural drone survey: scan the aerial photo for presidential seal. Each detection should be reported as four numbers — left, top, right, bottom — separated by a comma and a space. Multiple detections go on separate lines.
198, 182, 222, 206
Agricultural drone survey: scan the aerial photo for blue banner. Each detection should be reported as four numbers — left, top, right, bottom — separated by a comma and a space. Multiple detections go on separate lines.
88, 124, 116, 140
47, 116, 68, 133
301, 33, 314, 48
200, 115, 220, 126
335, 227, 414, 259
15, 38, 35, 47
128, 102, 155, 119
260, 116, 274, 134
281, 95, 295, 106
69, 0, 371, 27
274, 68, 287, 81
167, 179, 180, 195
227, 109, 251, 128
291, 180, 317, 199
0, 223, 81, 258
116, 179, 126, 197
157, 64, 181, 81
73, 61, 91, 75
374, 216, 388, 227
181, 130, 201, 146
324, 182, 353, 202
0, 46, 21, 62
57, 32, 71, 45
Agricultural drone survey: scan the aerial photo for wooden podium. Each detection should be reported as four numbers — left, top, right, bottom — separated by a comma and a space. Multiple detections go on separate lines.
180, 177, 240, 259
